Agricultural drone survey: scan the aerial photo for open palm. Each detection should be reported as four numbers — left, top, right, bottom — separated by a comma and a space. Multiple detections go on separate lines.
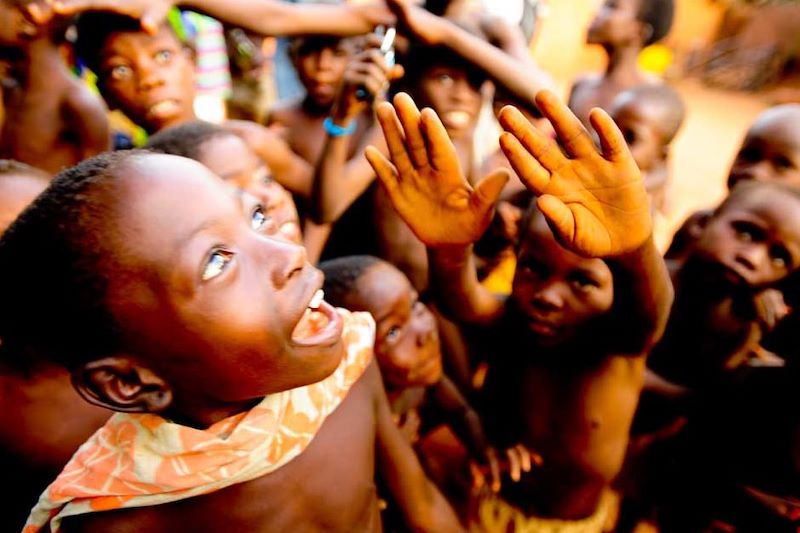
499, 91, 651, 258
365, 93, 508, 247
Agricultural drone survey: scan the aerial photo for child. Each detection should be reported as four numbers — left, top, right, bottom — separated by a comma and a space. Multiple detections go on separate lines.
0, 1, 109, 174
649, 181, 800, 388
569, 0, 675, 128
320, 255, 525, 474
313, 2, 550, 290
364, 90, 672, 529
609, 83, 685, 216
0, 160, 109, 532
4, 151, 461, 532
145, 120, 301, 244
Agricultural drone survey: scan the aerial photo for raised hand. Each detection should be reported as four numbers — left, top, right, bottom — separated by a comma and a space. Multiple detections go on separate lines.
48, 0, 173, 33
331, 35, 404, 124
499, 90, 651, 258
387, 0, 452, 46
365, 92, 509, 247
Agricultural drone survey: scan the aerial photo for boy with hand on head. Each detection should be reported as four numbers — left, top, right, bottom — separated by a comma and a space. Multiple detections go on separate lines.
0, 0, 110, 174
364, 90, 672, 529
145, 120, 301, 244
0, 160, 110, 533
569, 0, 674, 129
7, 151, 462, 533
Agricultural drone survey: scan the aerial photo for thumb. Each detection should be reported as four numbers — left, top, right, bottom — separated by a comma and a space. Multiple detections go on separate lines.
471, 168, 509, 214
537, 195, 575, 244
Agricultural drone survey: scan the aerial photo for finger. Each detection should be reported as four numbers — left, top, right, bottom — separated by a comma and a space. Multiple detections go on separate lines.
506, 448, 521, 482
517, 445, 532, 473
488, 454, 501, 493
420, 107, 460, 172
470, 462, 485, 490
471, 168, 509, 215
537, 195, 576, 245
535, 90, 597, 159
375, 101, 414, 176
393, 93, 428, 170
365, 145, 401, 198
388, 64, 405, 83
589, 107, 631, 162
499, 133, 550, 194
499, 105, 565, 175
52, 0, 99, 16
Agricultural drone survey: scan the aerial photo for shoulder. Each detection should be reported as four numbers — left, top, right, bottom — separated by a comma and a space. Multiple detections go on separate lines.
267, 98, 303, 126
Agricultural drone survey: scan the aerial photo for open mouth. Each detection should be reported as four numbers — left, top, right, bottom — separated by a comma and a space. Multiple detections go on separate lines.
145, 99, 181, 120
291, 289, 343, 346
442, 110, 473, 130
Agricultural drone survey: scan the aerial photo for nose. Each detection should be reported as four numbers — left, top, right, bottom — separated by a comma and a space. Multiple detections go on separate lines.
138, 61, 165, 92
316, 48, 336, 72
532, 281, 565, 311
414, 307, 438, 348
259, 236, 307, 289
734, 244, 766, 273
450, 77, 475, 104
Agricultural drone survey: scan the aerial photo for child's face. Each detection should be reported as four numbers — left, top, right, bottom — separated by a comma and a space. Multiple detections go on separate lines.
358, 263, 442, 388
0, 173, 47, 233
97, 26, 196, 133
727, 111, 800, 190
414, 65, 484, 140
293, 38, 354, 109
512, 213, 614, 346
611, 99, 665, 173
103, 154, 344, 404
587, 0, 642, 46
691, 189, 800, 289
197, 134, 301, 244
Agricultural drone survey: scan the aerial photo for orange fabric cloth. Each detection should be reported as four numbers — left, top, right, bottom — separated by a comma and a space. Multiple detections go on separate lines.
24, 309, 375, 533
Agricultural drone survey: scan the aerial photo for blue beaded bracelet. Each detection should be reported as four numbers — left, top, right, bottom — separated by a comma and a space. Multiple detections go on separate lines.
324, 117, 357, 137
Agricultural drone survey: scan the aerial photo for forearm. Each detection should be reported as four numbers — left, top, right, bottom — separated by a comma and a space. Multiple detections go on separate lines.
312, 116, 376, 223
440, 21, 550, 110
428, 245, 502, 325
181, 1, 379, 36
609, 237, 674, 351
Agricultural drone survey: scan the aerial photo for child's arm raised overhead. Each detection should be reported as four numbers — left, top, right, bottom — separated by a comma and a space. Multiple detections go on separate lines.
498, 91, 674, 353
47, 0, 392, 36
311, 42, 402, 223
389, 0, 552, 112
365, 93, 509, 325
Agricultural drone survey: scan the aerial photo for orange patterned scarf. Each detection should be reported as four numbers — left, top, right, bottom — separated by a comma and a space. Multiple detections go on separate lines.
24, 309, 374, 533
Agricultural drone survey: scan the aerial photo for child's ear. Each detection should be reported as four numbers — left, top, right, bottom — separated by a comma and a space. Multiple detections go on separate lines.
72, 357, 173, 413
638, 22, 654, 46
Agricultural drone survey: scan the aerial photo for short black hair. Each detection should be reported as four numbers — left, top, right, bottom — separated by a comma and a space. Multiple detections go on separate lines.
320, 255, 382, 309
397, 43, 488, 96
145, 120, 232, 161
613, 83, 686, 143
637, 0, 675, 46
0, 150, 150, 370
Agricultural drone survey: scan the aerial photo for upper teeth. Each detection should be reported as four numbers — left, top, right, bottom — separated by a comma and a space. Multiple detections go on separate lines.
309, 289, 324, 309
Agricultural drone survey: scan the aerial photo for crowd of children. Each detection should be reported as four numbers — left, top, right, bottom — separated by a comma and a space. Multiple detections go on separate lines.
0, 0, 798, 531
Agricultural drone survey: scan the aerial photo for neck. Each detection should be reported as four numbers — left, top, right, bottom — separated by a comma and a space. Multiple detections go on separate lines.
604, 43, 644, 84
301, 95, 333, 117
165, 397, 262, 430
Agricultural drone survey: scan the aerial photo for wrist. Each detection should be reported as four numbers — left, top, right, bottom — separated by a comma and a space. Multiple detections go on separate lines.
324, 116, 357, 137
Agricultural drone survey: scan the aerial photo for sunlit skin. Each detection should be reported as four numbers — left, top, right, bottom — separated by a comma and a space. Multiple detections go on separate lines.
569, 0, 654, 129
365, 91, 671, 520
727, 105, 800, 189
97, 25, 196, 134
59, 153, 460, 532
196, 133, 302, 244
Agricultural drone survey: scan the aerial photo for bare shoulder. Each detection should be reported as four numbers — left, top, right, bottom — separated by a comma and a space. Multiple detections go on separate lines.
267, 97, 303, 127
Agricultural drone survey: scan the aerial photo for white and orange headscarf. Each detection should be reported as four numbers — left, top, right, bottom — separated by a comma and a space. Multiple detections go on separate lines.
24, 309, 375, 533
